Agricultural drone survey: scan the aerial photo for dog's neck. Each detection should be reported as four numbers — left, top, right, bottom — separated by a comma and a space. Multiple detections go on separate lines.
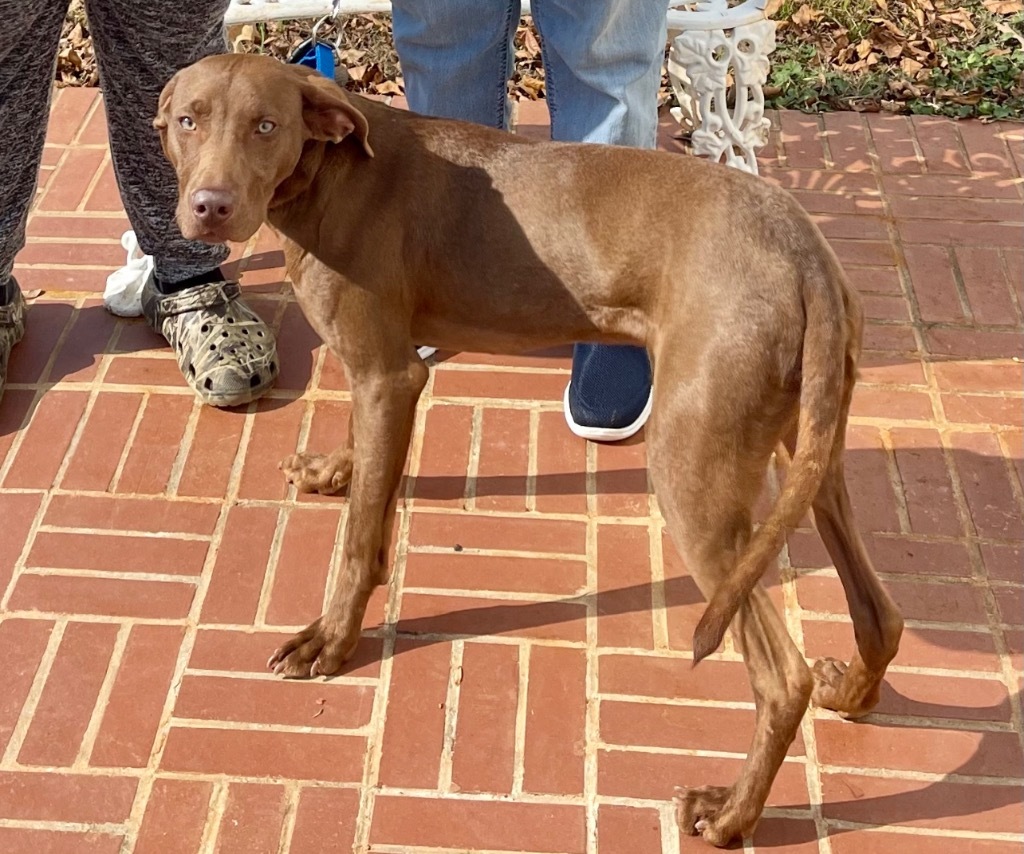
266, 99, 407, 252
265, 136, 363, 251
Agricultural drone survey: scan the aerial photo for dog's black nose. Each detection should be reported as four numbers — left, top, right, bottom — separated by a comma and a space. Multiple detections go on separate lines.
191, 188, 235, 226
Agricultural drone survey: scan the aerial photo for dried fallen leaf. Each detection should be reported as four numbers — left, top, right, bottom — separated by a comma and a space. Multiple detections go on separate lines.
983, 0, 1024, 13
312, 708, 324, 718
995, 20, 1024, 47
454, 666, 464, 686
938, 11, 976, 32
339, 48, 366, 64
22, 289, 44, 300
59, 48, 83, 70
878, 19, 907, 38
523, 28, 541, 57
881, 40, 905, 59
791, 3, 823, 26
900, 57, 924, 76
936, 88, 984, 105
518, 76, 545, 98
889, 78, 922, 98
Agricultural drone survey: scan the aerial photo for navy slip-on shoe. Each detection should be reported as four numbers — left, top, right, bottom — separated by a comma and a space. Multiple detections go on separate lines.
564, 343, 652, 442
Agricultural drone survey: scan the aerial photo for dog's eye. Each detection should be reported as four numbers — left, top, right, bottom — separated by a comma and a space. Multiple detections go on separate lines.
257, 120, 276, 135
179, 116, 196, 131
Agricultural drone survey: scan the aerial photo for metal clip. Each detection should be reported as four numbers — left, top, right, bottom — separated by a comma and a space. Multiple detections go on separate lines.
287, 13, 342, 80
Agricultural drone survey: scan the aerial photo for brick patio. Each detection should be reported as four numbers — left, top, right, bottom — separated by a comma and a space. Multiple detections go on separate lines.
0, 86, 1021, 853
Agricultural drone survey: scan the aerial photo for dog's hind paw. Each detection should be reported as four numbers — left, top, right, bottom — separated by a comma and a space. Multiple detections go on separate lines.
267, 617, 357, 679
279, 451, 352, 495
674, 785, 750, 848
811, 657, 880, 720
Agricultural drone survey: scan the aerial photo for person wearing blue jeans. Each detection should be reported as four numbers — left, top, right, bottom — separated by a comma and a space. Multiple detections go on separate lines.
391, 0, 668, 442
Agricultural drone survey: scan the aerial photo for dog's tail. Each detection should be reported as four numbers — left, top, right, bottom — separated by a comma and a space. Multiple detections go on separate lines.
691, 252, 852, 664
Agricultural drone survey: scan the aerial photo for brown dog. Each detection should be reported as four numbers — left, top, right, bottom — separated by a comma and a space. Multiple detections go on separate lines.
155, 53, 903, 846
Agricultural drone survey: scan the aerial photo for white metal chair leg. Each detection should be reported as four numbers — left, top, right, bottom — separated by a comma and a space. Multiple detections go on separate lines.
667, 1, 777, 175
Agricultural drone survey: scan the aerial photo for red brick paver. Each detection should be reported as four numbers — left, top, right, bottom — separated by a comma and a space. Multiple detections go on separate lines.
0, 89, 1021, 853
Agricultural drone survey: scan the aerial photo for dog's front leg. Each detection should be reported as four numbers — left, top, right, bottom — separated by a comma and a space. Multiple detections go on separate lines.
268, 357, 428, 678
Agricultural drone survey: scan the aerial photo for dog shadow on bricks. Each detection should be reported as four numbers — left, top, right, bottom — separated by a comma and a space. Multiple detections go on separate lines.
770, 687, 1024, 846
388, 443, 1021, 843
399, 441, 1021, 639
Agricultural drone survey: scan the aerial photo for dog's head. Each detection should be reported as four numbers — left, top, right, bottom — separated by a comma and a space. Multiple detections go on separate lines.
154, 53, 372, 244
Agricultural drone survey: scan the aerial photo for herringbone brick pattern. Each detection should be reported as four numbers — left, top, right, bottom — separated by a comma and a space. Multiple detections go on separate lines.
0, 88, 1021, 853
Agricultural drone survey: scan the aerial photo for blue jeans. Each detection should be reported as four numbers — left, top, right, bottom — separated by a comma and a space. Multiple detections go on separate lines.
392, 0, 666, 428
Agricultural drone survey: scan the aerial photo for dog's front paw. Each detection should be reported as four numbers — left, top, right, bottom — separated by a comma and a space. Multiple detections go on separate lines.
674, 785, 752, 848
279, 451, 351, 495
266, 617, 358, 678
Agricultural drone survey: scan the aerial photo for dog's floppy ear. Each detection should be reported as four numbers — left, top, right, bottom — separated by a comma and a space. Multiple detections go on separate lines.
152, 74, 177, 132
300, 74, 374, 157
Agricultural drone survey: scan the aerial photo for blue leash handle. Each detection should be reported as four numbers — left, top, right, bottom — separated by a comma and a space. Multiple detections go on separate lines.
290, 40, 336, 80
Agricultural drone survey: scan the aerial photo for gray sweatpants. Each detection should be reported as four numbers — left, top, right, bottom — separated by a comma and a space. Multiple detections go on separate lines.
0, 0, 232, 293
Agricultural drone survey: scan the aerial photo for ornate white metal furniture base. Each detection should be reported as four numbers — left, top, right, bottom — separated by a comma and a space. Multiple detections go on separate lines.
667, 1, 776, 175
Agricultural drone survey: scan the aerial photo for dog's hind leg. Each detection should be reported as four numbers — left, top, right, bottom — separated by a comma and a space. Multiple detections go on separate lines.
779, 318, 902, 719
646, 343, 811, 848
659, 506, 811, 845
782, 426, 903, 718
808, 461, 903, 717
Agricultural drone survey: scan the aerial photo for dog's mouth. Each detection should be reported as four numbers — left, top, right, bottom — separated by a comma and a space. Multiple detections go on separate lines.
179, 216, 258, 246
190, 227, 229, 244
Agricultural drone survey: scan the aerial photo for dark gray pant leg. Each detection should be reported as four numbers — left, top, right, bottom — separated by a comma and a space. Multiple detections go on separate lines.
0, 0, 68, 301
84, 0, 232, 284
